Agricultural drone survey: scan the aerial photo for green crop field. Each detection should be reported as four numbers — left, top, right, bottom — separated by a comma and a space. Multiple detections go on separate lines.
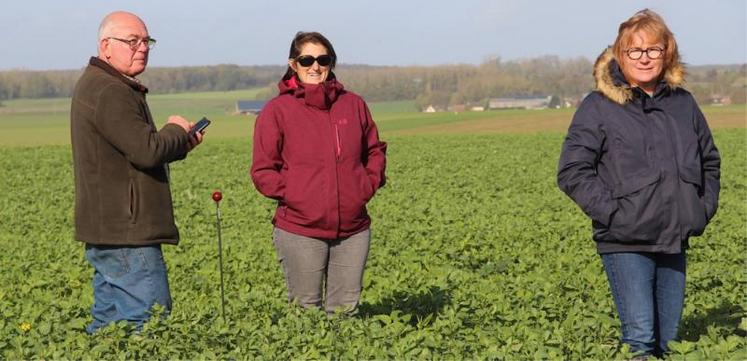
0, 92, 745, 359
0, 90, 744, 146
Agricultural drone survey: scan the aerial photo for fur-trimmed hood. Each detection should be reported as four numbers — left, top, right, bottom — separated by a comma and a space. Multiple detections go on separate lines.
593, 47, 685, 104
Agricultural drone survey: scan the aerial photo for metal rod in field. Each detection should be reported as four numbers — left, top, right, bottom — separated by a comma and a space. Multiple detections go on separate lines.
212, 191, 226, 321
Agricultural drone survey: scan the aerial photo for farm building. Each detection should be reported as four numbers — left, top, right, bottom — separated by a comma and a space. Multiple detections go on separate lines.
235, 100, 267, 115
710, 94, 732, 105
488, 96, 553, 110
423, 105, 438, 113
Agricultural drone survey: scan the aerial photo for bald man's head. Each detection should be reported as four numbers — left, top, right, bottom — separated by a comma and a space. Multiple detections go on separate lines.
98, 11, 147, 41
97, 11, 151, 77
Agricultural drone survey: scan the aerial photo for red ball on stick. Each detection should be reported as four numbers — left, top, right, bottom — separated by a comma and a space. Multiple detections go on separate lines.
212, 191, 222, 203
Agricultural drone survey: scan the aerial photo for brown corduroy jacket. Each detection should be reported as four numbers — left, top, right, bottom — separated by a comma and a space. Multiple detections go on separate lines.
70, 57, 190, 246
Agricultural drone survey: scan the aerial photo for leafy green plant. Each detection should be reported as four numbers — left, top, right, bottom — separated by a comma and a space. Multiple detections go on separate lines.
1, 130, 744, 359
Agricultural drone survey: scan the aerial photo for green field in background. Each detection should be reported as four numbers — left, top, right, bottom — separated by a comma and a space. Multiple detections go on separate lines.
2, 89, 743, 147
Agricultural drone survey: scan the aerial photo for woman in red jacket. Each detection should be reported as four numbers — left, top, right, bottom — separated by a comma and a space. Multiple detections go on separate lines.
251, 31, 387, 315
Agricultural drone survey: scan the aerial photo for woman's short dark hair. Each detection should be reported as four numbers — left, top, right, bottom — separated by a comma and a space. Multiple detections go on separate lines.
282, 31, 337, 80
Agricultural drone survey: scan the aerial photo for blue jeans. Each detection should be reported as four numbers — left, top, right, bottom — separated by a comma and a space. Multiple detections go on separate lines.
600, 252, 686, 357
85, 244, 172, 333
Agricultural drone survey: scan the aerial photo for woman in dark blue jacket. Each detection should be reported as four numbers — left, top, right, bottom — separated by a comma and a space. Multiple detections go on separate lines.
557, 9, 720, 358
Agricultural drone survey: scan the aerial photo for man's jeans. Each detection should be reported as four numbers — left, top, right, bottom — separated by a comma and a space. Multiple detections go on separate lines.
85, 244, 172, 333
600, 252, 686, 358
272, 227, 370, 315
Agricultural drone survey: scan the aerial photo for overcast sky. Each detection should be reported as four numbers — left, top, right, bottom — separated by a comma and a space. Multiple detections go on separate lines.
2, 0, 744, 70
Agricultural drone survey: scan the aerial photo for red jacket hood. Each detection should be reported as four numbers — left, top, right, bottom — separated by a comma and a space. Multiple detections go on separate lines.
278, 74, 344, 110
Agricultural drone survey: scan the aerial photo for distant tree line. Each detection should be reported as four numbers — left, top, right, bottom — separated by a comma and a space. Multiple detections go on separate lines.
139, 64, 281, 93
0, 64, 281, 101
685, 65, 747, 106
1, 58, 744, 108
337, 56, 596, 110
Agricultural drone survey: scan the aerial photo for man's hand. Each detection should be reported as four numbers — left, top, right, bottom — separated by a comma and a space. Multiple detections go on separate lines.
167, 115, 204, 152
186, 129, 203, 152
167, 115, 191, 132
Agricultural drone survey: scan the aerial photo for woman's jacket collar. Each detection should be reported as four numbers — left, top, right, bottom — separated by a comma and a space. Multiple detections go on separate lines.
277, 71, 343, 110
593, 47, 685, 105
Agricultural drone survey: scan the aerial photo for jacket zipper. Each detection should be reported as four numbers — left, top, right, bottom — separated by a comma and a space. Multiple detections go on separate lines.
334, 123, 342, 162
330, 115, 341, 238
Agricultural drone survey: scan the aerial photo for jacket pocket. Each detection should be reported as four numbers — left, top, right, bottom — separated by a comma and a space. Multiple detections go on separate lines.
337, 166, 372, 230
679, 164, 707, 236
604, 169, 665, 243
280, 166, 323, 227
361, 173, 375, 203
356, 168, 375, 206
128, 179, 138, 225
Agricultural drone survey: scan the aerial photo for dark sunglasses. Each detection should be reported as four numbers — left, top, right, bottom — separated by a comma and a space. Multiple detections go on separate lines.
295, 54, 333, 67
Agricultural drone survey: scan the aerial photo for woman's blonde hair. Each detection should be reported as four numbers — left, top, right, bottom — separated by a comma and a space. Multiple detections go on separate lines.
613, 9, 680, 71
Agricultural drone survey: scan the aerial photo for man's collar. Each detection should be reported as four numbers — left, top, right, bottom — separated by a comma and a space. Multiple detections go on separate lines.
88, 57, 148, 93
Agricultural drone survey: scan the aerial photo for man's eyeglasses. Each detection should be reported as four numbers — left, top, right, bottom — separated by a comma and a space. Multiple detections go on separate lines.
109, 37, 157, 50
625, 47, 665, 60
295, 54, 333, 67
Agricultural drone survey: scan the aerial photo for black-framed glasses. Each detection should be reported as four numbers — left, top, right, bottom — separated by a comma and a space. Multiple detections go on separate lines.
295, 54, 333, 67
109, 37, 157, 50
625, 47, 665, 60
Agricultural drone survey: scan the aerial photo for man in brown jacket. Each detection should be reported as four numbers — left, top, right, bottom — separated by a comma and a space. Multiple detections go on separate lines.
70, 11, 203, 333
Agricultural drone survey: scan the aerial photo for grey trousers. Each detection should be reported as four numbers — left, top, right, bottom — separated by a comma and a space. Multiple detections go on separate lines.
272, 227, 370, 314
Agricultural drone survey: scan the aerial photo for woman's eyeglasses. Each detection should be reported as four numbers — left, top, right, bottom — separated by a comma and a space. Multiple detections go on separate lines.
625, 47, 665, 60
295, 55, 333, 67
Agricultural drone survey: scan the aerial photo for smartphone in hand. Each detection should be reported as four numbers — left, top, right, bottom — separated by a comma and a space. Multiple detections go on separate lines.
189, 117, 211, 137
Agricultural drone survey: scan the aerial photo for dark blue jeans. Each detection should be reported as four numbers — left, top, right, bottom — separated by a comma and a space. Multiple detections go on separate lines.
600, 252, 686, 358
85, 244, 172, 333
